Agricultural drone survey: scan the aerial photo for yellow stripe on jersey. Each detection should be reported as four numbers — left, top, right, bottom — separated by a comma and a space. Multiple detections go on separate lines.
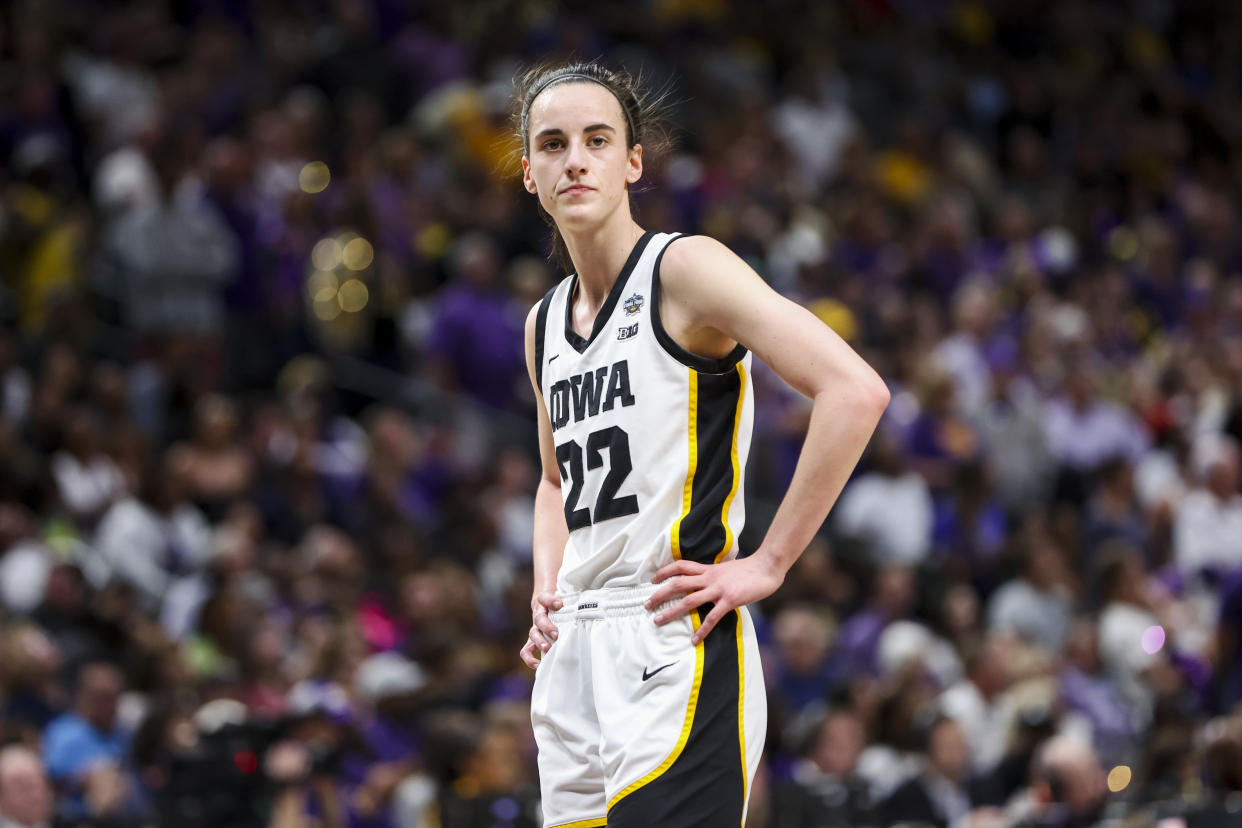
607, 610, 706, 813
547, 819, 607, 828
670, 369, 698, 560
715, 362, 746, 564
736, 609, 748, 826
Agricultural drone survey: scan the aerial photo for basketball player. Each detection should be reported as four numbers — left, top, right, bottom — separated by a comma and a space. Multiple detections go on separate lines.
516, 62, 889, 828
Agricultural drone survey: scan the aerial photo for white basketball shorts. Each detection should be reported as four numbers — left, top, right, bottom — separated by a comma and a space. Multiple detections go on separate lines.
530, 582, 766, 828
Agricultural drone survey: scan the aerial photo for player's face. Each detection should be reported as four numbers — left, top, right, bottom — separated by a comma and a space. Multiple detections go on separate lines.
522, 82, 643, 232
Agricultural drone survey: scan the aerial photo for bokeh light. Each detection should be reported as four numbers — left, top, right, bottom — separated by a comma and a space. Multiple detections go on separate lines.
342, 237, 374, 271
299, 161, 330, 194
311, 237, 343, 271
1141, 625, 1166, 655
1108, 226, 1139, 260
337, 279, 369, 313
307, 270, 338, 303
312, 297, 342, 321
417, 223, 451, 258
1108, 765, 1132, 793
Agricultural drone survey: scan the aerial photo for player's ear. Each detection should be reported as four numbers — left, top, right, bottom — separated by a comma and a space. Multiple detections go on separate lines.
522, 156, 537, 194
626, 143, 643, 185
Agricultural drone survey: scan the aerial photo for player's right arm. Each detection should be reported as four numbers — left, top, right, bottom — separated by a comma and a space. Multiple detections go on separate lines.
521, 301, 568, 670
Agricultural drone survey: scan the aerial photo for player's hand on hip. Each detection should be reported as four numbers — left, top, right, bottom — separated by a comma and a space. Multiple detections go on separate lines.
646, 557, 784, 644
520, 591, 563, 669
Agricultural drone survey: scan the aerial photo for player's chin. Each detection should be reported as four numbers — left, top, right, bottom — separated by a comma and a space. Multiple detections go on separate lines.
552, 198, 608, 225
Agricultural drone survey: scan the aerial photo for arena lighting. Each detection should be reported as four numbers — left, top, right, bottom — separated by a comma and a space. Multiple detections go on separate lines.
337, 279, 369, 313
1107, 765, 1132, 793
1108, 226, 1139, 260
299, 161, 330, 193
313, 296, 342, 321
312, 237, 343, 270
307, 270, 338, 303
1141, 625, 1166, 655
342, 237, 374, 270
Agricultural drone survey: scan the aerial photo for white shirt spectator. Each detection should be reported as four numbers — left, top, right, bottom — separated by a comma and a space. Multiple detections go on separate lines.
1133, 447, 1186, 511
2, 367, 30, 426
1172, 488, 1242, 576
773, 83, 856, 192
93, 145, 159, 214
835, 471, 933, 564
878, 621, 963, 688
0, 541, 51, 614
855, 744, 923, 802
978, 377, 1055, 509
987, 578, 1073, 652
94, 497, 212, 607
933, 333, 992, 418
939, 679, 1014, 774
51, 451, 124, 521
1098, 601, 1159, 718
61, 51, 159, 148
1043, 398, 1149, 470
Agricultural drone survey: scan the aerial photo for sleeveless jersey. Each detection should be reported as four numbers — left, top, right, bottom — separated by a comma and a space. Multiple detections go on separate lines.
534, 230, 754, 593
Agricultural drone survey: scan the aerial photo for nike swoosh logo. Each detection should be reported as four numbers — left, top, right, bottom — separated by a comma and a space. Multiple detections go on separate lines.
642, 662, 677, 681
548, 354, 560, 363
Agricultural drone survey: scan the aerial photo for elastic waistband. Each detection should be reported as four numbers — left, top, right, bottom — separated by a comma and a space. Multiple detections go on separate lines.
550, 582, 679, 621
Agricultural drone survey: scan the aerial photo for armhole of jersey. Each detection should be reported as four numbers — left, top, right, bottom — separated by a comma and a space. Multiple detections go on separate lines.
533, 284, 557, 391
651, 234, 749, 374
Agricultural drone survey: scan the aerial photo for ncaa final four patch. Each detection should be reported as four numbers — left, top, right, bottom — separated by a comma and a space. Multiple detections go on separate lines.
618, 323, 639, 340
623, 293, 644, 315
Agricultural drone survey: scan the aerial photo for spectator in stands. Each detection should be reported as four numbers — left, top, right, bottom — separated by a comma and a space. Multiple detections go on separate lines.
769, 707, 875, 827
988, 524, 1075, 652
426, 231, 527, 412
770, 605, 840, 714
1173, 436, 1242, 581
42, 661, 132, 819
50, 407, 125, 528
881, 714, 976, 828
834, 431, 933, 565
1009, 736, 1107, 827
0, 746, 54, 828
940, 633, 1017, 775
168, 394, 256, 524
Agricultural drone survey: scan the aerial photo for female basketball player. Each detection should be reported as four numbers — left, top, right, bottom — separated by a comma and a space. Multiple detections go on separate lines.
516, 62, 888, 828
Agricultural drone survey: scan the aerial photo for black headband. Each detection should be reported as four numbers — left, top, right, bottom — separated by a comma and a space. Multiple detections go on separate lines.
522, 73, 636, 149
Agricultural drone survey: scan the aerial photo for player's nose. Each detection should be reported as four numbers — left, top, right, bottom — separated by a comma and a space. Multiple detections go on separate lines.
564, 138, 588, 173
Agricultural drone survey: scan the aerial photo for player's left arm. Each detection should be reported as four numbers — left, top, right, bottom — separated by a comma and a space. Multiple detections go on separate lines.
645, 235, 890, 643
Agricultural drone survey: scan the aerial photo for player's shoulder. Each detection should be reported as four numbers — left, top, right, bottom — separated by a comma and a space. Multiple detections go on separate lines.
659, 233, 756, 301
660, 233, 736, 277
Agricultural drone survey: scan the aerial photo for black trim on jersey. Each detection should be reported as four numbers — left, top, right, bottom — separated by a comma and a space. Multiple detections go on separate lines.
534, 284, 557, 390
563, 230, 657, 354
651, 234, 748, 374
607, 608, 745, 828
678, 368, 743, 564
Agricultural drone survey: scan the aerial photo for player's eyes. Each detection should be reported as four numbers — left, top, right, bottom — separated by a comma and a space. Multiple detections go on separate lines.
588, 135, 608, 147
542, 139, 562, 151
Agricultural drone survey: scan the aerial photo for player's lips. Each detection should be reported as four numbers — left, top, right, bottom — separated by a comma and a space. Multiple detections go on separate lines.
559, 184, 595, 196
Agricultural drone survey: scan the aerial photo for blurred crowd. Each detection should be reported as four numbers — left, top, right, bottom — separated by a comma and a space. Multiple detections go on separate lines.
2, 0, 1242, 826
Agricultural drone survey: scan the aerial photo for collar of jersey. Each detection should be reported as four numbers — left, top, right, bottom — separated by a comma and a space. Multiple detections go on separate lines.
563, 229, 657, 353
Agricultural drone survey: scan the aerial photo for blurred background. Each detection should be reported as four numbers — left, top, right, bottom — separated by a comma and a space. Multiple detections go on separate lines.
2, 0, 1242, 826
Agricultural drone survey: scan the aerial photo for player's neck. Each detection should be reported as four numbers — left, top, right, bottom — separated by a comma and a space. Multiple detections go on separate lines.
562, 217, 645, 310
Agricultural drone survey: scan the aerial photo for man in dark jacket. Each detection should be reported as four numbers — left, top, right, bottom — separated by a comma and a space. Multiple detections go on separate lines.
770, 707, 877, 826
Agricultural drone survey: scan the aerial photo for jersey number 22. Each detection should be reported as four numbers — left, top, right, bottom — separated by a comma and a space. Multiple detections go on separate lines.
555, 426, 639, 530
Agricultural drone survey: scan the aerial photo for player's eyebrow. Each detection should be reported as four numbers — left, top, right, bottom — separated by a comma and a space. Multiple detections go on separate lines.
534, 124, 617, 140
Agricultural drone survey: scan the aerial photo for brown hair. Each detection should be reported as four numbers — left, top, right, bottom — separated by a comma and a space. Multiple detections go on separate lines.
513, 60, 674, 274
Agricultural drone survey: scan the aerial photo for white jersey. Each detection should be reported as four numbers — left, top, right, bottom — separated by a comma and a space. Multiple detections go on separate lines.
535, 231, 754, 593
